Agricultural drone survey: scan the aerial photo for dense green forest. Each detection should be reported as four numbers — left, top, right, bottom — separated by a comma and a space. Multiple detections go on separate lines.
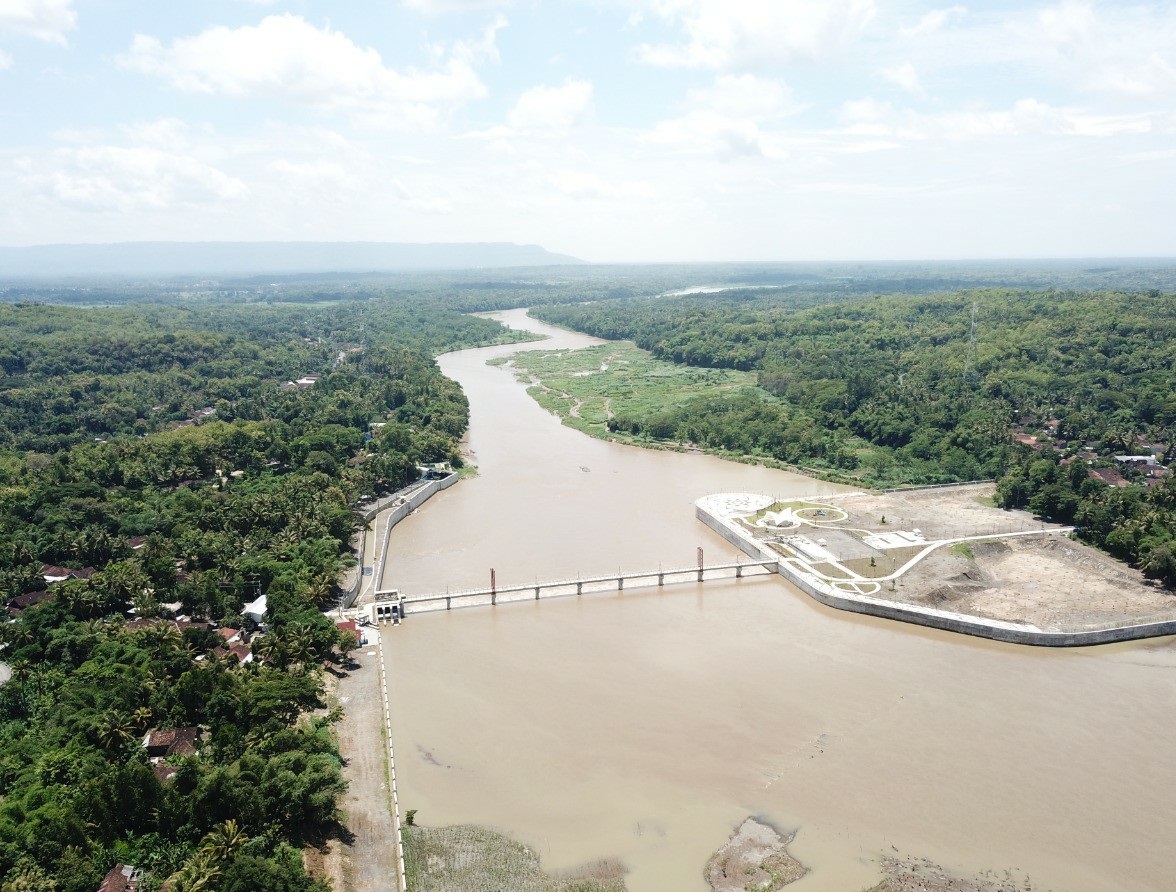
0, 297, 515, 891
532, 286, 1176, 585
997, 453, 1176, 588
2, 269, 1176, 892
533, 290, 1176, 485
0, 300, 528, 453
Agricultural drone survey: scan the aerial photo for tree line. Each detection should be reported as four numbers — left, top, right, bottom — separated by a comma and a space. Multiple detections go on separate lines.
536, 289, 1176, 489
0, 297, 506, 891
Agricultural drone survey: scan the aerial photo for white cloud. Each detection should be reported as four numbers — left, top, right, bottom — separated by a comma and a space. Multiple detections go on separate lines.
900, 5, 966, 39
644, 110, 773, 158
549, 170, 653, 200
119, 14, 491, 125
506, 78, 593, 136
644, 73, 797, 159
686, 73, 798, 118
635, 0, 875, 70
449, 14, 507, 65
838, 96, 1155, 141
0, 49, 12, 69
1036, 0, 1096, 46
19, 145, 248, 213
881, 61, 922, 94
270, 158, 357, 195
389, 177, 452, 213
404, 0, 511, 12
118, 117, 200, 149
1031, 1, 1176, 97
0, 0, 76, 44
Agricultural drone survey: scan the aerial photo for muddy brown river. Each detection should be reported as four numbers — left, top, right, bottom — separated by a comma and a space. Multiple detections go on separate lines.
382, 309, 1176, 892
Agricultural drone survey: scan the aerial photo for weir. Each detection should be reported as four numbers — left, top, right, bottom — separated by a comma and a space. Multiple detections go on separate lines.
371, 555, 778, 618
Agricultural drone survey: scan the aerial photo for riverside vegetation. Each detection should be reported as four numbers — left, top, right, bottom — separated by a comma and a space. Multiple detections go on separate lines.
3, 265, 1176, 892
0, 295, 525, 891
531, 287, 1176, 589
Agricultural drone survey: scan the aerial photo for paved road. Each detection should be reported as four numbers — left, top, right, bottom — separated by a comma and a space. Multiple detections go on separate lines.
0, 662, 10, 686
335, 634, 400, 892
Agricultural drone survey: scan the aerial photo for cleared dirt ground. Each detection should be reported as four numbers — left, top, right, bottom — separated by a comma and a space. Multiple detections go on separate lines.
831, 484, 1176, 630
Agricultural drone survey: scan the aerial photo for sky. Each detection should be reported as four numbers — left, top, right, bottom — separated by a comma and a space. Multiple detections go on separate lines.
0, 0, 1174, 262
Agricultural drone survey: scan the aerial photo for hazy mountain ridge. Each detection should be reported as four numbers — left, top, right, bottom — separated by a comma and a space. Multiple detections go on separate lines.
0, 241, 582, 277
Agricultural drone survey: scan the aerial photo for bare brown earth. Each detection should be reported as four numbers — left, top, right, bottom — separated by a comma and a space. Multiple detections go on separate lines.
864, 856, 1046, 892
828, 484, 1176, 630
699, 822, 1042, 892
703, 818, 807, 891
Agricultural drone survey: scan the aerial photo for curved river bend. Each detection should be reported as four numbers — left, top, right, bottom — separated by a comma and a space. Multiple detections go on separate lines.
383, 309, 1176, 892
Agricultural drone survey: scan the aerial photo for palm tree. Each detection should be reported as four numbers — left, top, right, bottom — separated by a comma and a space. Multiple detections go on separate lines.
132, 588, 163, 619
94, 709, 135, 752
166, 853, 222, 892
95, 560, 151, 606
284, 623, 318, 669
1105, 428, 1134, 453
131, 705, 154, 734
250, 634, 280, 667
199, 819, 249, 862
142, 622, 183, 653
302, 574, 336, 609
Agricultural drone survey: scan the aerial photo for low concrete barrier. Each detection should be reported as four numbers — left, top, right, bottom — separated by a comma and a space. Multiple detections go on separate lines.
343, 473, 459, 608
695, 502, 1176, 647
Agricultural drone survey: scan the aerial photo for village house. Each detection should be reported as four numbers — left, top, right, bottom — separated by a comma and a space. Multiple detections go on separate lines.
1114, 454, 1159, 467
212, 642, 254, 665
6, 590, 55, 618
39, 564, 95, 585
97, 863, 141, 892
1089, 467, 1130, 487
142, 727, 199, 760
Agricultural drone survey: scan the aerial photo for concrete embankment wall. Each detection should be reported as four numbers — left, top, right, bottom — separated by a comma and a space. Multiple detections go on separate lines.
695, 504, 1176, 647
343, 473, 459, 607
695, 504, 781, 564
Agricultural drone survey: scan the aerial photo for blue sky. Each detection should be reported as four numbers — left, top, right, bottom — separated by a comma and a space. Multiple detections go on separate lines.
1, 0, 1174, 261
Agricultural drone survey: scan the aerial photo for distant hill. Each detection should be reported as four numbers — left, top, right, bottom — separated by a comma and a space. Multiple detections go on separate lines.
0, 241, 582, 278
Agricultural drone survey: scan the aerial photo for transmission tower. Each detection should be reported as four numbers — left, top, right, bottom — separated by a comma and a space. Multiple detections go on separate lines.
357, 306, 367, 375
961, 300, 978, 388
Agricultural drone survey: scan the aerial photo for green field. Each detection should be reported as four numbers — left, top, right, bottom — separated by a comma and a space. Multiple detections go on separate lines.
495, 343, 932, 486
494, 342, 760, 439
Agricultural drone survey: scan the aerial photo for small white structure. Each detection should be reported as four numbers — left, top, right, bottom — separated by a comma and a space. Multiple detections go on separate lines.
241, 594, 267, 624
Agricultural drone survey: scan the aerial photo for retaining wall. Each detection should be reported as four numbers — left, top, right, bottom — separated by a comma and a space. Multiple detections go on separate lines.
696, 503, 1176, 647
343, 473, 459, 608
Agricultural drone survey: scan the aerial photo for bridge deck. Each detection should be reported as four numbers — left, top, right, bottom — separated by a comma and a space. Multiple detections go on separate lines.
374, 560, 779, 613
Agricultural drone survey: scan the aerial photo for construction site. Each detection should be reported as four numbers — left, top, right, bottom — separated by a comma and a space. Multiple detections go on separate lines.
703, 482, 1176, 634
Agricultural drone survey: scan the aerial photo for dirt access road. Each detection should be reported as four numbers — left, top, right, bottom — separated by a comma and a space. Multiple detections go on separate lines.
332, 633, 400, 892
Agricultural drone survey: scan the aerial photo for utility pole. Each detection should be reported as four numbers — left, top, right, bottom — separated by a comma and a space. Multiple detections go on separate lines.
961, 300, 978, 389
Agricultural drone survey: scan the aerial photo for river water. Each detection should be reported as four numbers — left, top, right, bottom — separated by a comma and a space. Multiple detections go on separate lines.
383, 309, 1176, 892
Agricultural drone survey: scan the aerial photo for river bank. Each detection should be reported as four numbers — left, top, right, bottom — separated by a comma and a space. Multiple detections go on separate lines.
495, 336, 974, 490
378, 308, 1176, 892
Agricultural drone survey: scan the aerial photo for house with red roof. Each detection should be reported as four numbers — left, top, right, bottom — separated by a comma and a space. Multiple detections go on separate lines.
97, 864, 141, 892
